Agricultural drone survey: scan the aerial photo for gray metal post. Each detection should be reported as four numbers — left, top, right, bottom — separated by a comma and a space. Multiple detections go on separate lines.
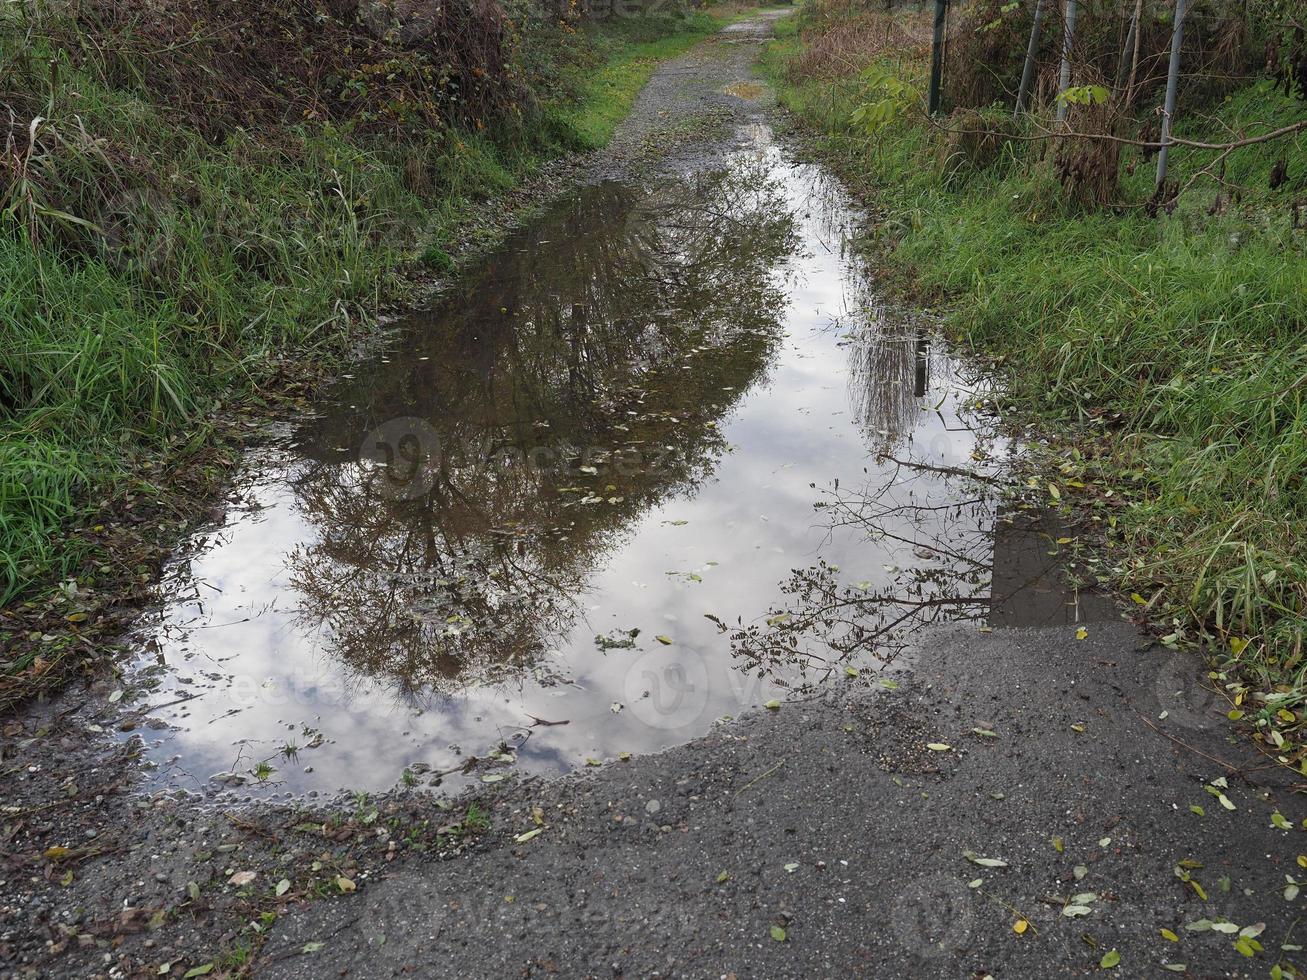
1015, 0, 1046, 117
928, 0, 950, 115
1115, 1, 1139, 91
1156, 0, 1188, 192
1054, 0, 1078, 124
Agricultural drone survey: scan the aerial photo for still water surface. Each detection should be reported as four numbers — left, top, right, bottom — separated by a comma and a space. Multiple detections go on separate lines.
126, 126, 1111, 795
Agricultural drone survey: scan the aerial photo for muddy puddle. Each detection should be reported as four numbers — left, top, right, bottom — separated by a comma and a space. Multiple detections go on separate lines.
123, 126, 1116, 796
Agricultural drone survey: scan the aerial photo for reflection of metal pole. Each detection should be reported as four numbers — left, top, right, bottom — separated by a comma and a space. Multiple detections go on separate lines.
914, 334, 930, 398
1054, 0, 1077, 124
1156, 0, 1188, 193
928, 0, 949, 115
1015, 0, 1046, 118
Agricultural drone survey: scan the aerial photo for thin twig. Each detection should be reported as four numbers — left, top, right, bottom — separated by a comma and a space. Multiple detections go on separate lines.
1134, 709, 1249, 779
736, 759, 787, 796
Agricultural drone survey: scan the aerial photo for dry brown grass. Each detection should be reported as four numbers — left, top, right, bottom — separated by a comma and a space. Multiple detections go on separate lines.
4, 0, 524, 142
787, 4, 932, 82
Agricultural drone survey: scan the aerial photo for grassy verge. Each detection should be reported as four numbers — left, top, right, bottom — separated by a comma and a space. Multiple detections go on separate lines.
0, 3, 733, 705
765, 10, 1307, 721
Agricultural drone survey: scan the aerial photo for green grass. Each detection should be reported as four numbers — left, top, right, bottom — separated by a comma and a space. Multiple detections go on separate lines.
766, 18, 1307, 697
551, 11, 734, 147
0, 7, 733, 611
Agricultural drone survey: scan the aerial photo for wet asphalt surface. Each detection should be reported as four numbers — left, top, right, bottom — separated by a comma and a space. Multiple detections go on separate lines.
257, 621, 1304, 979
5, 12, 1305, 980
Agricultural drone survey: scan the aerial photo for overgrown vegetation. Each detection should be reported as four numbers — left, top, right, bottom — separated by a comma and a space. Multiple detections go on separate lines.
0, 0, 731, 700
766, 2, 1306, 729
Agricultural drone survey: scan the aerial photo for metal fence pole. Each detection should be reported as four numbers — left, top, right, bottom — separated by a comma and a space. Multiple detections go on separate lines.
1015, 0, 1046, 117
1156, 0, 1188, 192
928, 0, 949, 115
1054, 0, 1078, 124
1115, 0, 1140, 91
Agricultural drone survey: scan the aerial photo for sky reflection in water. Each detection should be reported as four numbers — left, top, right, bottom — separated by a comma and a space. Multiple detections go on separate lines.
126, 129, 1113, 795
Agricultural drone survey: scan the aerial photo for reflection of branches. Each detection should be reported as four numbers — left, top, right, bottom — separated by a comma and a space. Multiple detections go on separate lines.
875, 453, 1002, 485
718, 445, 1004, 678
282, 161, 803, 698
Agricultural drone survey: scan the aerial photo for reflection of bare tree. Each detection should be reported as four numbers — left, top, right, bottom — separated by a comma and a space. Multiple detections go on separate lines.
717, 434, 1113, 682
715, 450, 1003, 682
282, 161, 801, 695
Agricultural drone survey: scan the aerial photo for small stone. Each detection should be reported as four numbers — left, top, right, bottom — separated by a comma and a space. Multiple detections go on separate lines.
645, 799, 661, 816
